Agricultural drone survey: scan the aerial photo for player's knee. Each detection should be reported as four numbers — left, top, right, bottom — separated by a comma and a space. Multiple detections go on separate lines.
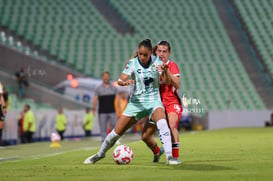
141, 133, 149, 142
168, 119, 178, 130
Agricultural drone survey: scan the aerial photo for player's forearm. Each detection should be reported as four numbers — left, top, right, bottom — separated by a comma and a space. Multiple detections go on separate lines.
0, 95, 5, 107
165, 70, 180, 89
118, 79, 134, 86
92, 97, 97, 111
161, 73, 171, 86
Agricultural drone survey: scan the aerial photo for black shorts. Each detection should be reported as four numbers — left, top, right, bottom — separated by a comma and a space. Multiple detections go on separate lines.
0, 107, 5, 121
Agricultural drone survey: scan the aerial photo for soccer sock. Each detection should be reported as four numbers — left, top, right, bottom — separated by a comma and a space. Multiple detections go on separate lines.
152, 144, 160, 155
172, 142, 180, 158
98, 129, 120, 157
156, 119, 172, 159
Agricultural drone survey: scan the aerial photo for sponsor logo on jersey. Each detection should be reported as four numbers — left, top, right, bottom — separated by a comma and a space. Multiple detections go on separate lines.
174, 104, 181, 113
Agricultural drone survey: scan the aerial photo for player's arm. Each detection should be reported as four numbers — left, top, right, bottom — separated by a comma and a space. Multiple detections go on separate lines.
160, 63, 180, 89
117, 73, 134, 86
92, 96, 98, 115
164, 68, 180, 89
0, 94, 7, 116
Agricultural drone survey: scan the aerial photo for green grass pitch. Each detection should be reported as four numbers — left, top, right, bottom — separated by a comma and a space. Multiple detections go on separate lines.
0, 128, 273, 181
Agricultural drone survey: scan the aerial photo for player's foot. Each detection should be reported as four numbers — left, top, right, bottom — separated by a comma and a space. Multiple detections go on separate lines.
115, 140, 122, 145
153, 147, 164, 163
167, 156, 182, 165
83, 153, 105, 164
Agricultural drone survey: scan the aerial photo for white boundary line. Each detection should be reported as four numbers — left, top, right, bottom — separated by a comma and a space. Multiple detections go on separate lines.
7, 140, 143, 163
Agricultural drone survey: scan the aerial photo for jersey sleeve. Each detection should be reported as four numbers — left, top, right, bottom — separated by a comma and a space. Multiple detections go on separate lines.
122, 59, 134, 75
170, 62, 180, 77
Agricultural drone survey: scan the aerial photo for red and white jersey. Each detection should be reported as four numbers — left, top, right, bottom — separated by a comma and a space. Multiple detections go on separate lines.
160, 60, 182, 106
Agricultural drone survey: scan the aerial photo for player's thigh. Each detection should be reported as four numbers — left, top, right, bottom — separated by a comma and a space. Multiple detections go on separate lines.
142, 121, 157, 140
167, 112, 179, 128
114, 116, 136, 135
150, 107, 166, 122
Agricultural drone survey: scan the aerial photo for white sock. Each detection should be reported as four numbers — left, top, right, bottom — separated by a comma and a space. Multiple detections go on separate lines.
156, 119, 172, 159
97, 129, 120, 157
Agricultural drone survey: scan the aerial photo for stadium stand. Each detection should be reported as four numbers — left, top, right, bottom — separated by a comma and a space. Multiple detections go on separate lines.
7, 93, 53, 110
0, 0, 266, 111
233, 0, 273, 78
109, 0, 265, 111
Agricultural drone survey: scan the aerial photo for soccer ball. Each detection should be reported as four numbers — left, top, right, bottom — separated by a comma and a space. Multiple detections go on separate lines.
113, 145, 134, 165
50, 133, 60, 142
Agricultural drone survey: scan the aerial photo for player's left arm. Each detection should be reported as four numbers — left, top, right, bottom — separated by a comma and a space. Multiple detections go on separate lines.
162, 63, 180, 89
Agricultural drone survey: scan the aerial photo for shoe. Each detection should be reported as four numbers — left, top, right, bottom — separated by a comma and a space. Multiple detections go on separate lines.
153, 147, 164, 163
115, 140, 121, 145
83, 153, 105, 164
167, 156, 182, 165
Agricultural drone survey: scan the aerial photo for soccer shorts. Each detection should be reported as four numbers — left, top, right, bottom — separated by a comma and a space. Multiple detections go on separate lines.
165, 103, 183, 127
123, 101, 165, 121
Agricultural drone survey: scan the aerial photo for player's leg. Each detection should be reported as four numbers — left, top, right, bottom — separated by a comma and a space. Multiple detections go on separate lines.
166, 104, 182, 162
98, 113, 108, 141
84, 115, 136, 164
0, 121, 3, 142
142, 121, 164, 162
142, 122, 157, 151
167, 112, 181, 162
150, 107, 173, 161
0, 108, 4, 142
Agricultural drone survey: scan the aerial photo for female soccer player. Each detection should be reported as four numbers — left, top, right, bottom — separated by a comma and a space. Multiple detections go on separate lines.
84, 39, 178, 165
142, 40, 183, 164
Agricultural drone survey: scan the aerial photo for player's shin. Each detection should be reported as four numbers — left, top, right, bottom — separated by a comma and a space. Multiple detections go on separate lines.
156, 119, 172, 159
172, 142, 180, 158
98, 129, 120, 157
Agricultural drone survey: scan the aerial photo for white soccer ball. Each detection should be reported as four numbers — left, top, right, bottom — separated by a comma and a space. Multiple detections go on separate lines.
113, 145, 134, 165
50, 133, 60, 142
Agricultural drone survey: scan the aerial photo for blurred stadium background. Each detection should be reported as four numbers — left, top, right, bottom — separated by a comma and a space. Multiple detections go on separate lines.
0, 0, 272, 144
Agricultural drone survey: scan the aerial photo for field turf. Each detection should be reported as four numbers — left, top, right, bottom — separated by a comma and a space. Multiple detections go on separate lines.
0, 128, 273, 181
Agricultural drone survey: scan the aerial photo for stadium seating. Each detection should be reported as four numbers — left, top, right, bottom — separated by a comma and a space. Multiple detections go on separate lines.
0, 0, 266, 111
8, 93, 53, 110
233, 0, 273, 78
109, 0, 265, 111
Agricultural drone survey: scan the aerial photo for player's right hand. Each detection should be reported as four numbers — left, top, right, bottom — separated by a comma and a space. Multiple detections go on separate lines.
124, 80, 134, 85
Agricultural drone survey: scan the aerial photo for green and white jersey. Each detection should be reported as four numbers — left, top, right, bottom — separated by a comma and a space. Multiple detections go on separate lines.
122, 55, 162, 103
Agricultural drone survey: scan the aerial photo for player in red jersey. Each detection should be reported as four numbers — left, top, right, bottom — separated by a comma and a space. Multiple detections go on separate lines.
142, 40, 182, 164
